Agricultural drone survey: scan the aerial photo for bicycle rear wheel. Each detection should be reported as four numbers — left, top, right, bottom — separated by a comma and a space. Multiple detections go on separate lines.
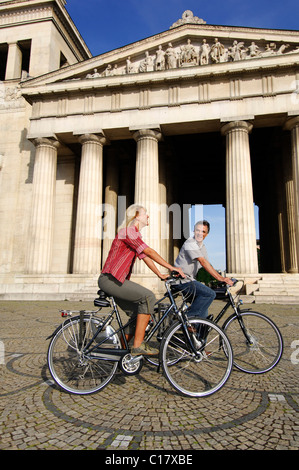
47, 316, 120, 395
160, 318, 233, 397
223, 311, 283, 374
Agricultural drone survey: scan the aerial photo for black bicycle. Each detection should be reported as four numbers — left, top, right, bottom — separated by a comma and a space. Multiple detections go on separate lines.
146, 278, 283, 374
212, 280, 284, 374
47, 274, 233, 398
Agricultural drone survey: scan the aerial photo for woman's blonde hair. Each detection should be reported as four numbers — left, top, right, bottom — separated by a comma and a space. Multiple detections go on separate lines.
117, 204, 146, 231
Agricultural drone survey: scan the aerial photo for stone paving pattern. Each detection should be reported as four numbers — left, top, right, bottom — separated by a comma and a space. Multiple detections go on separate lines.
0, 299, 298, 451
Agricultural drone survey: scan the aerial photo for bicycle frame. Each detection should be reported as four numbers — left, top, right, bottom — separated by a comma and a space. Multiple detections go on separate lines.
147, 280, 202, 357
77, 279, 200, 361
81, 297, 134, 361
213, 289, 237, 324
213, 281, 253, 344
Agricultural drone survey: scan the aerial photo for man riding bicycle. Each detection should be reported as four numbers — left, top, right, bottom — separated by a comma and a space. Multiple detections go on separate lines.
173, 220, 233, 319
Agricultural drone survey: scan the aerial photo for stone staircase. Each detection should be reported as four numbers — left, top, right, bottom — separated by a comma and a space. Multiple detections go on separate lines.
0, 273, 298, 304
0, 274, 99, 301
0, 273, 164, 301
239, 273, 299, 304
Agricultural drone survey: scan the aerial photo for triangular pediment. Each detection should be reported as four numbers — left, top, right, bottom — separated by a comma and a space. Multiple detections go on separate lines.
21, 12, 299, 95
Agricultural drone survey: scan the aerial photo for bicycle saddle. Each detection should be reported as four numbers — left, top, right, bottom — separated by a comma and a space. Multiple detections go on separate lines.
94, 290, 111, 308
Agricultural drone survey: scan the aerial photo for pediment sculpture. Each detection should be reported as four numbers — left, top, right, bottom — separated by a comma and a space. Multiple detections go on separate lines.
85, 36, 298, 80
170, 10, 207, 28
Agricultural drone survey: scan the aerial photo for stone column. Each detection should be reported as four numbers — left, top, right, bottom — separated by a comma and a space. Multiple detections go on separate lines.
284, 154, 298, 273
221, 121, 258, 273
26, 137, 59, 273
285, 116, 299, 268
5, 43, 22, 80
133, 128, 162, 274
276, 171, 287, 273
73, 133, 106, 274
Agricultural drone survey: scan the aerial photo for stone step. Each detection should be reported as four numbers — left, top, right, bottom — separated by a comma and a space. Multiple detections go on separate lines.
0, 292, 97, 301
255, 289, 299, 296
239, 295, 255, 303
13, 274, 98, 284
245, 284, 259, 295
254, 294, 299, 304
0, 282, 96, 294
0, 273, 298, 304
257, 281, 299, 288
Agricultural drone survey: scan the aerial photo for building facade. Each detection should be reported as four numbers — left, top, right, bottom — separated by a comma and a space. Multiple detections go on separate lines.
0, 2, 299, 301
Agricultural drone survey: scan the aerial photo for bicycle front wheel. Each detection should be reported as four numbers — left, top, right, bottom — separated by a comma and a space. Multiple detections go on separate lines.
47, 316, 120, 395
223, 311, 283, 374
160, 318, 233, 398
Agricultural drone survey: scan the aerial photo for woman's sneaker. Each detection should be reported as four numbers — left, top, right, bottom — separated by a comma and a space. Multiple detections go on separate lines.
131, 342, 159, 356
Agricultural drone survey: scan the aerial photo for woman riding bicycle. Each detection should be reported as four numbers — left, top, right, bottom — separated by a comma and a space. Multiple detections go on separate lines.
98, 204, 184, 356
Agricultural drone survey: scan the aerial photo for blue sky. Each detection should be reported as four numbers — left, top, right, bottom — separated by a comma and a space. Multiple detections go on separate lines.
66, 0, 299, 56
64, 1, 294, 270
189, 205, 259, 271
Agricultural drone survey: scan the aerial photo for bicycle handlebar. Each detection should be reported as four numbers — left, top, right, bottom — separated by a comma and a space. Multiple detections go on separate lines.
166, 271, 239, 287
166, 271, 185, 281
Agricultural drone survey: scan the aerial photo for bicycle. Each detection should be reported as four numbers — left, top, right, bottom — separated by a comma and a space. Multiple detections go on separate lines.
47, 273, 233, 398
210, 279, 284, 374
145, 278, 283, 374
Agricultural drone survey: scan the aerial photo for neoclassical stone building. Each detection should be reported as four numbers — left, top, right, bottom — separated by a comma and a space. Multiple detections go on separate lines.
0, 1, 299, 301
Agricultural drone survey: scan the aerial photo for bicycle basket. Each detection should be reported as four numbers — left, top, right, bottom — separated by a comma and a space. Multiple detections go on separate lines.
212, 284, 227, 300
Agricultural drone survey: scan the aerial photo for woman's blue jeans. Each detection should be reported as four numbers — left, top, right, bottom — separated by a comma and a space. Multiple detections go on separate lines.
172, 280, 216, 319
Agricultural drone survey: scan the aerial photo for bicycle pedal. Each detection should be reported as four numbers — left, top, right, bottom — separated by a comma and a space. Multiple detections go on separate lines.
128, 355, 143, 364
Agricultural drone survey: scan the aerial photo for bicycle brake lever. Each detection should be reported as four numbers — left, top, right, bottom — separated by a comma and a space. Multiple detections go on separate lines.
169, 270, 183, 280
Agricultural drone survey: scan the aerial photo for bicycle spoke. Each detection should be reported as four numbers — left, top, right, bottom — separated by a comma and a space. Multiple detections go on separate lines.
160, 318, 233, 397
48, 316, 120, 395
223, 311, 283, 374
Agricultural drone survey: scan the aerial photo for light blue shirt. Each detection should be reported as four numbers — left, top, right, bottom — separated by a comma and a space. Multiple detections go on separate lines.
174, 237, 209, 281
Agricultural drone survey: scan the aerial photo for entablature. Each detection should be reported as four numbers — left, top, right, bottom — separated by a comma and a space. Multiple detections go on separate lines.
22, 50, 299, 106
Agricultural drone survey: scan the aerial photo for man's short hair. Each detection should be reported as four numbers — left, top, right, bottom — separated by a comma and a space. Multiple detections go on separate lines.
194, 220, 210, 233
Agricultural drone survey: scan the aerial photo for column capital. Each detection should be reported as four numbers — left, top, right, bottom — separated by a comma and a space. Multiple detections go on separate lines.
131, 128, 162, 142
78, 133, 108, 146
221, 120, 253, 136
284, 116, 299, 131
32, 136, 60, 150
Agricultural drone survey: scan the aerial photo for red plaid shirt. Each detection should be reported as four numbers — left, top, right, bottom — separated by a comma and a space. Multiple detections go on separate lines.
101, 226, 149, 284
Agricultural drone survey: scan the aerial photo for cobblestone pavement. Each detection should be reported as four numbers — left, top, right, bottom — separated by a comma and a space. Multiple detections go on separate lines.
0, 299, 298, 453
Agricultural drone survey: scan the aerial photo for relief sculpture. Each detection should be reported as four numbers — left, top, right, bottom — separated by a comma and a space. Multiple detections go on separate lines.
85, 34, 299, 80
179, 39, 199, 66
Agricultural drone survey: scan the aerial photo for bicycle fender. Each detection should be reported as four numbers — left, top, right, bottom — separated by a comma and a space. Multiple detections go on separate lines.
222, 313, 237, 331
222, 310, 252, 330
46, 316, 81, 340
